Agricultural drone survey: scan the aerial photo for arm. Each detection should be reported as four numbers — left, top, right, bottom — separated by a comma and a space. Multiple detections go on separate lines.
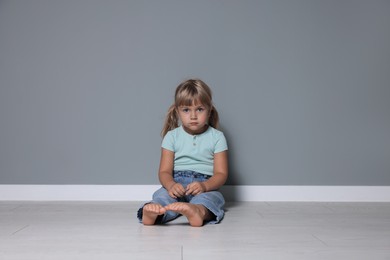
158, 148, 185, 198
186, 150, 228, 195
204, 150, 228, 191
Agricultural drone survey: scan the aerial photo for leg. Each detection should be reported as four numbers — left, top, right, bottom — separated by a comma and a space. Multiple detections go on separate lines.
189, 191, 225, 224
164, 202, 213, 227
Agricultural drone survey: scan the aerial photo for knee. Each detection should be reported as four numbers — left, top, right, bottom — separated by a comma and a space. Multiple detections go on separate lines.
152, 188, 177, 206
152, 187, 169, 200
193, 191, 225, 205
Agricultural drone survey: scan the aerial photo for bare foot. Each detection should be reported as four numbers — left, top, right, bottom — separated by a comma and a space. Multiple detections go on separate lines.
142, 203, 166, 225
165, 202, 212, 227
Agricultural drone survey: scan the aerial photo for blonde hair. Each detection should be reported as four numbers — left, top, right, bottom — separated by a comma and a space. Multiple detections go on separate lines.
161, 79, 220, 137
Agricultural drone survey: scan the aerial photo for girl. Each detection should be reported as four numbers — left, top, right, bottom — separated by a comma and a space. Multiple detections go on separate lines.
137, 79, 228, 227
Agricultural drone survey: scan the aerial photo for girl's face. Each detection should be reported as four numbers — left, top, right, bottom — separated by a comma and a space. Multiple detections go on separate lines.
177, 102, 210, 135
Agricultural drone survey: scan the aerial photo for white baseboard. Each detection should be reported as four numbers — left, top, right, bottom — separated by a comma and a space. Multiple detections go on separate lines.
0, 185, 390, 202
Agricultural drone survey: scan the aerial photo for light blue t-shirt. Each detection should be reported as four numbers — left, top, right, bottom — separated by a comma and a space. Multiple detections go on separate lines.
161, 126, 228, 176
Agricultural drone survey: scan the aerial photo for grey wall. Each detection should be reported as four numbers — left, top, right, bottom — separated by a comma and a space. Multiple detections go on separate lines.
1, 0, 389, 185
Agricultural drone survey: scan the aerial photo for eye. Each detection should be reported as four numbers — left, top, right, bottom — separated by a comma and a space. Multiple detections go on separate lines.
182, 108, 190, 113
197, 107, 205, 112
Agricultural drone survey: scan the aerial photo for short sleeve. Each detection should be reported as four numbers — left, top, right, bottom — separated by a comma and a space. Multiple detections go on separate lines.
161, 131, 175, 152
215, 132, 228, 153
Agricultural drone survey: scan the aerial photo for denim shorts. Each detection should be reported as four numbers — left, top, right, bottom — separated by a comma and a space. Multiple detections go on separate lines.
137, 170, 225, 224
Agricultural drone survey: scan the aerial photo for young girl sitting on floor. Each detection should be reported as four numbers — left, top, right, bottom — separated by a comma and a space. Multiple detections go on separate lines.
137, 79, 228, 227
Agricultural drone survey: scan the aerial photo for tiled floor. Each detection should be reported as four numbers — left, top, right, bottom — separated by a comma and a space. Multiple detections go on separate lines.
1, 201, 390, 259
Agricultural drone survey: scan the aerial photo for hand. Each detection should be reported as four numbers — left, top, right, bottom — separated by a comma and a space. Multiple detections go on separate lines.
168, 183, 186, 199
185, 182, 207, 196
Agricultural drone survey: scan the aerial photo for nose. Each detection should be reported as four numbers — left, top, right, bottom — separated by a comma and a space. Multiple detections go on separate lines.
190, 110, 197, 119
